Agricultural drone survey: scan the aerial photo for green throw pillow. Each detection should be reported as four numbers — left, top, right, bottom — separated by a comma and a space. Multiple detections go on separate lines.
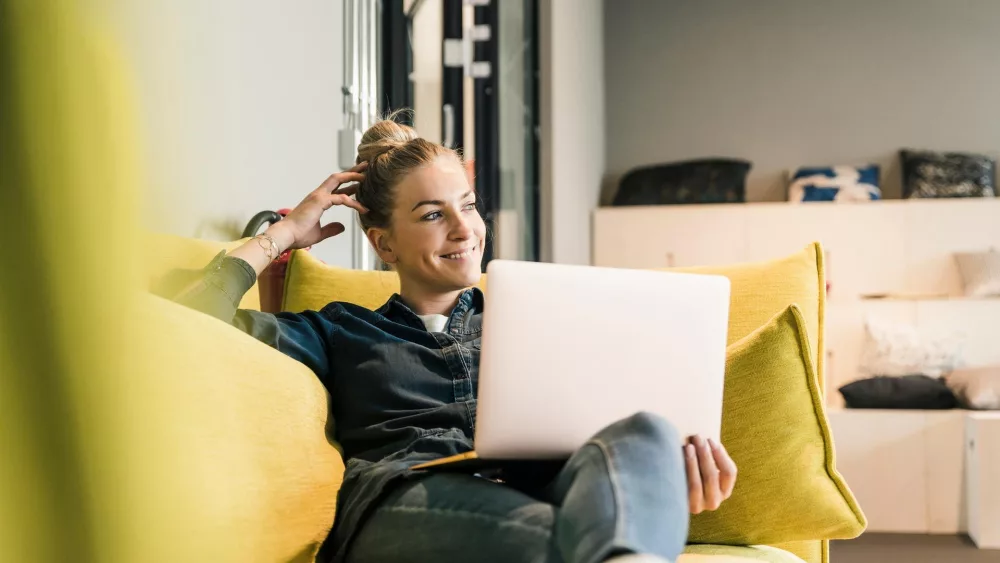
688, 305, 866, 545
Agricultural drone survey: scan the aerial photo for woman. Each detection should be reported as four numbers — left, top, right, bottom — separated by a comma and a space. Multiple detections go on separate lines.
176, 117, 737, 563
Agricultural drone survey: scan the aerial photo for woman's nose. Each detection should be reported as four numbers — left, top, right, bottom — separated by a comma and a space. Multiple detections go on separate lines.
449, 214, 475, 239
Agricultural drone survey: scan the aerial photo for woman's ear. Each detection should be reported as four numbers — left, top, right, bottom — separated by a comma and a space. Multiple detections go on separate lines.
366, 228, 398, 265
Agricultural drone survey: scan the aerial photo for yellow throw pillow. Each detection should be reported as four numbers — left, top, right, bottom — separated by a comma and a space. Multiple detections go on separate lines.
688, 305, 866, 546
136, 294, 344, 562
282, 249, 486, 313
144, 232, 261, 311
670, 243, 826, 392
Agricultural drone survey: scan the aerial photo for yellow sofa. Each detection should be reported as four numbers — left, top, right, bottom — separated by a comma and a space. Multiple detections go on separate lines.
0, 6, 859, 560
129, 235, 861, 563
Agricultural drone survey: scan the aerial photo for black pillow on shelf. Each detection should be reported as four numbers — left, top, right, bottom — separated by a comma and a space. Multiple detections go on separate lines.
611, 158, 751, 206
838, 375, 959, 410
900, 149, 996, 199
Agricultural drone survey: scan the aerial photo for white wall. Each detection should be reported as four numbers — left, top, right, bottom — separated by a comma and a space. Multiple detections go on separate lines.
604, 0, 1000, 202
115, 0, 608, 267
114, 0, 356, 266
539, 0, 605, 264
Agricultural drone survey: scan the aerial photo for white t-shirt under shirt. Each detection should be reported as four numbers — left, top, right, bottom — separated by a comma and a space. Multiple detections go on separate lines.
417, 314, 449, 334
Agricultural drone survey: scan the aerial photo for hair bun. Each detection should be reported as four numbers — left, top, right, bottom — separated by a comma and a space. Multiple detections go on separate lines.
356, 117, 419, 164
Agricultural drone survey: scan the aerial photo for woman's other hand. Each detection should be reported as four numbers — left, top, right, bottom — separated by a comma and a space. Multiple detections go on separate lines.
684, 435, 737, 514
268, 163, 369, 251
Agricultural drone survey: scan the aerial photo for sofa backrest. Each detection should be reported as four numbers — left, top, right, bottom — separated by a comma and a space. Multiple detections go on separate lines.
281, 249, 487, 312
280, 243, 826, 390
144, 233, 261, 311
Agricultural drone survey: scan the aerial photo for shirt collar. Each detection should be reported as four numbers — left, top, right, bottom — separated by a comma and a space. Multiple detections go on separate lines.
377, 287, 483, 331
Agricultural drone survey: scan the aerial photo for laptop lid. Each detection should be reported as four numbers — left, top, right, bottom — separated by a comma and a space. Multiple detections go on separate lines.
474, 260, 730, 460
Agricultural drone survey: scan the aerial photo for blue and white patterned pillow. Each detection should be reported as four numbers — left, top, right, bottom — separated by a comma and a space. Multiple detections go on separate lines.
788, 165, 881, 202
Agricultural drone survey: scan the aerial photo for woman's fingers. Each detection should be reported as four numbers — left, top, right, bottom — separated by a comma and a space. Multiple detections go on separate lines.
313, 164, 367, 214
320, 171, 366, 193
685, 442, 703, 514
320, 221, 346, 240
334, 183, 359, 196
327, 193, 369, 214
710, 439, 738, 499
695, 435, 723, 511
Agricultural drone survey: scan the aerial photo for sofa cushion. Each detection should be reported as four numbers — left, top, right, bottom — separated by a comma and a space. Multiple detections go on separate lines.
137, 295, 344, 561
670, 243, 826, 391
281, 249, 485, 313
769, 540, 825, 563
279, 243, 845, 561
145, 233, 261, 310
688, 305, 866, 546
283, 244, 825, 389
682, 543, 806, 562
675, 244, 830, 563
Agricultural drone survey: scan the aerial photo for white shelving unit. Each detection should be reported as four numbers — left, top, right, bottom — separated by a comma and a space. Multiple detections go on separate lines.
827, 408, 968, 534
593, 198, 1000, 406
593, 198, 1000, 536
966, 413, 1000, 549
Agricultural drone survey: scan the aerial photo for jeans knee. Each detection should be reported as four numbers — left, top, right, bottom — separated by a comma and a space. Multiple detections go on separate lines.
601, 411, 681, 450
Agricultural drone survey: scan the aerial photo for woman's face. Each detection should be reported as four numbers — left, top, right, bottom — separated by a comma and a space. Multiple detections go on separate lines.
373, 155, 486, 293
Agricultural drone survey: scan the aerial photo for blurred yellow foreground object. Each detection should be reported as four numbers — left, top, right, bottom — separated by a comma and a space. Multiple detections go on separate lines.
1, 2, 239, 562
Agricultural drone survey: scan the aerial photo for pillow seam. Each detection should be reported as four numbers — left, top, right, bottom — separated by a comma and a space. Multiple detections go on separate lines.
789, 304, 868, 534
813, 242, 827, 396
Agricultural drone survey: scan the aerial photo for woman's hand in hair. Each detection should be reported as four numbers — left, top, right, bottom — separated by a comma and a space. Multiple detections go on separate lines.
269, 163, 370, 251
684, 435, 737, 514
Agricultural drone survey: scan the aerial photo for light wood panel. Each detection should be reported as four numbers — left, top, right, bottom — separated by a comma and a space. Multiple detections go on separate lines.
828, 410, 930, 533
828, 409, 967, 534
594, 199, 1000, 297
593, 205, 748, 269
925, 411, 968, 533
903, 199, 1000, 296
966, 413, 1000, 548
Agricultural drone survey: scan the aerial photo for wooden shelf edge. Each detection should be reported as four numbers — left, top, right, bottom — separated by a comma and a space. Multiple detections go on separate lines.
855, 294, 1000, 302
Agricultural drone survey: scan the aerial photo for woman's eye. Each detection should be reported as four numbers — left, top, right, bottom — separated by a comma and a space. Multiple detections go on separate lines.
463, 202, 477, 211
422, 211, 442, 221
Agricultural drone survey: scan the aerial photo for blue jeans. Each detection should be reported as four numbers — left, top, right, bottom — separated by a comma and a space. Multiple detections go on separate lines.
345, 412, 689, 563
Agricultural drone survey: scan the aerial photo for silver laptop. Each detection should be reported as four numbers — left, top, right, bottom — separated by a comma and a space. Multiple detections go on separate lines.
412, 259, 730, 470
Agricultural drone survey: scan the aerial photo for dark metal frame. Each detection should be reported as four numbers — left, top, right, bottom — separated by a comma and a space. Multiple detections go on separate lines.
441, 0, 464, 151
525, 0, 540, 261
473, 1, 500, 266
380, 0, 412, 121
378, 0, 540, 266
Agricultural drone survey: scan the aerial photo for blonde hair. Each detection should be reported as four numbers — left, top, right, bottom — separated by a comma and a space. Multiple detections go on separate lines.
354, 112, 456, 231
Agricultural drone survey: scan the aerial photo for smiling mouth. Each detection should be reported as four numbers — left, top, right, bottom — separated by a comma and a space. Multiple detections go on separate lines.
441, 247, 476, 260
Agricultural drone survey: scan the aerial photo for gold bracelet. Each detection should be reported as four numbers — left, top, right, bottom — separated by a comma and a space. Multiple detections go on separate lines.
253, 233, 280, 261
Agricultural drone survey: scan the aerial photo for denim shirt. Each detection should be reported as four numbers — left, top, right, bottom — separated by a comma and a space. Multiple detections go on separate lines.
173, 253, 484, 563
